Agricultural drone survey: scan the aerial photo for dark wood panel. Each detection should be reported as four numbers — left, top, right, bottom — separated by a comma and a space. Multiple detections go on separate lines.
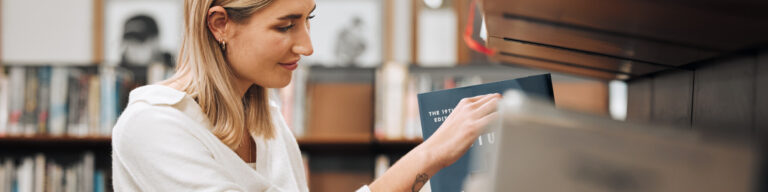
494, 52, 621, 80
484, 14, 719, 66
757, 51, 768, 131
483, 0, 768, 51
651, 70, 693, 128
692, 57, 755, 132
626, 78, 652, 123
487, 37, 668, 75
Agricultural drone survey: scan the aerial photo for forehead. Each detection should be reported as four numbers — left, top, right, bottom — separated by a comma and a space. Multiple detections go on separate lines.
254, 0, 316, 18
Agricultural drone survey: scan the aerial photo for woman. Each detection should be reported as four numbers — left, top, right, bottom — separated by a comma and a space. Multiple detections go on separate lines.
111, 0, 501, 191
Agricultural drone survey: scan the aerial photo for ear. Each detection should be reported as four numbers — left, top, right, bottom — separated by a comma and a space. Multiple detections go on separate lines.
207, 6, 229, 42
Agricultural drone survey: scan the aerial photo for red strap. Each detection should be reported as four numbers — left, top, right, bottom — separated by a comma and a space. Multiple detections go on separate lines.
464, 0, 496, 56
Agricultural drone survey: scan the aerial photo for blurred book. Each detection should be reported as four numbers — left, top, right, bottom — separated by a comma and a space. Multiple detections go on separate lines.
23, 67, 39, 136
49, 67, 70, 136
418, 74, 554, 192
374, 62, 407, 140
374, 154, 389, 179
0, 152, 102, 192
0, 75, 8, 136
1, 65, 139, 137
36, 67, 52, 135
465, 91, 758, 192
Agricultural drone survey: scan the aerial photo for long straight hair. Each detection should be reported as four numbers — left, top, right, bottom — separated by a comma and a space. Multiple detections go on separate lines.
163, 0, 275, 150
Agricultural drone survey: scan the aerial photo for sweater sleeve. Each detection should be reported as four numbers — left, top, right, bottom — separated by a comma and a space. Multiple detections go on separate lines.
112, 105, 262, 192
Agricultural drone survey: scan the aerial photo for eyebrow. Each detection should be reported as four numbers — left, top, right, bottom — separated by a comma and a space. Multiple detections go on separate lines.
278, 4, 317, 20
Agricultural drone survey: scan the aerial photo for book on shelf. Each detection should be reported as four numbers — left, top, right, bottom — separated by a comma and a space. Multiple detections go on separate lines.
2, 65, 140, 137
0, 75, 8, 135
49, 67, 69, 136
0, 152, 104, 192
23, 67, 39, 136
7, 67, 26, 135
417, 74, 554, 192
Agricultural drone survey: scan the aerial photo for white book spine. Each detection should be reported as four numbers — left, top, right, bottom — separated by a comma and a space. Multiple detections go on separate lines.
0, 76, 8, 136
33, 154, 45, 192
49, 67, 69, 136
8, 67, 26, 135
0, 161, 4, 192
82, 152, 94, 192
99, 66, 116, 137
292, 66, 309, 137
383, 62, 407, 139
64, 165, 76, 192
18, 157, 34, 192
374, 154, 390, 179
3, 158, 15, 192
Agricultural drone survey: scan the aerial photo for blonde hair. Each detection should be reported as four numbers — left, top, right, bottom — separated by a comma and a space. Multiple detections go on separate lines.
164, 0, 275, 150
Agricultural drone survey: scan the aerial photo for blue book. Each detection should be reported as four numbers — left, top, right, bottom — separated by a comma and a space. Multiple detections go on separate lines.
418, 74, 554, 192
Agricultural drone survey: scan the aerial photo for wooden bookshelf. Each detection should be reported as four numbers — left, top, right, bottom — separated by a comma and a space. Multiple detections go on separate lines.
375, 138, 423, 145
297, 136, 422, 155
0, 135, 110, 143
0, 136, 111, 149
297, 136, 372, 145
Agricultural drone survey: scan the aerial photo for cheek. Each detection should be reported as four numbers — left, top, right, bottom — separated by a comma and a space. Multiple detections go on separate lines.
227, 33, 293, 87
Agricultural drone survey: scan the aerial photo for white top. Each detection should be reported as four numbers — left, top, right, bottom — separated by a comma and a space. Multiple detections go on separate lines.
112, 85, 313, 191
112, 85, 372, 192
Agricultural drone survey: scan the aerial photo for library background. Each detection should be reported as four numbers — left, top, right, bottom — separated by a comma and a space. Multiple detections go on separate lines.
1, 0, 767, 191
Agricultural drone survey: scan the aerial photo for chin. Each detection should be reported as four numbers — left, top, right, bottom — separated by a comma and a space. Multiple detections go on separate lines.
259, 78, 292, 88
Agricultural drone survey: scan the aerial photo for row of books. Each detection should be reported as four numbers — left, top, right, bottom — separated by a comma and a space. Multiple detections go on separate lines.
275, 65, 492, 141
374, 63, 485, 140
0, 152, 107, 192
0, 66, 140, 137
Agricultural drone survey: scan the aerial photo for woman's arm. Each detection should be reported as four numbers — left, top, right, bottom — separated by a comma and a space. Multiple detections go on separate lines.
369, 93, 501, 192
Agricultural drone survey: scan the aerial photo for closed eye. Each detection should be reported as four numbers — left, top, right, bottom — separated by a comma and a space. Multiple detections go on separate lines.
277, 24, 296, 32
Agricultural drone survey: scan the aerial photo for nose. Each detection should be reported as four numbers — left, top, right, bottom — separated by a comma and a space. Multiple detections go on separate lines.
293, 23, 314, 56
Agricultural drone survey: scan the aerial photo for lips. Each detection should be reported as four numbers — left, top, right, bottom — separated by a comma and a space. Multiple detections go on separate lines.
279, 60, 299, 70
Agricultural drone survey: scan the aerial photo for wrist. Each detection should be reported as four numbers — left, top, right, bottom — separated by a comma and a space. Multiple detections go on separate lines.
415, 141, 444, 173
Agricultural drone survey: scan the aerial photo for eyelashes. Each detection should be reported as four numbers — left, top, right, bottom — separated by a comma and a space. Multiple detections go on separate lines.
277, 15, 315, 32
277, 24, 295, 32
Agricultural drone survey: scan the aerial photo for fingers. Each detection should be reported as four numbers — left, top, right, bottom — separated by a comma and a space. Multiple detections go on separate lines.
475, 112, 499, 130
469, 93, 501, 110
476, 97, 500, 118
462, 94, 488, 104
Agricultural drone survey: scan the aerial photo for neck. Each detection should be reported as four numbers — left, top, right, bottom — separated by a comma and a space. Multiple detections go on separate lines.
234, 78, 252, 98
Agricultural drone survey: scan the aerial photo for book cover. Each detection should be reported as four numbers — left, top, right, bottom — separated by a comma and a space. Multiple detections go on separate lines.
418, 74, 554, 192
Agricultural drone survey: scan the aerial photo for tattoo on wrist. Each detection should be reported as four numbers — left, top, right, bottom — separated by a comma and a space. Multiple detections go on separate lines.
411, 173, 429, 192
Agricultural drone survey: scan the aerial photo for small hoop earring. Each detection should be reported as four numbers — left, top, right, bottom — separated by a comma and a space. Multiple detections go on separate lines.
220, 40, 227, 51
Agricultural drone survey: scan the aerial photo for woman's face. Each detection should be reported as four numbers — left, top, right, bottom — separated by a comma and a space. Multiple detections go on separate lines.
224, 0, 315, 89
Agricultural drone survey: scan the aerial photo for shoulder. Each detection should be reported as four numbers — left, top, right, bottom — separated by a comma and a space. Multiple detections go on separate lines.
112, 85, 202, 148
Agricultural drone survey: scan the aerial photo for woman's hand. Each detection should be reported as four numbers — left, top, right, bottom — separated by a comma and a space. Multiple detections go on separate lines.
421, 93, 501, 169
368, 93, 501, 192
